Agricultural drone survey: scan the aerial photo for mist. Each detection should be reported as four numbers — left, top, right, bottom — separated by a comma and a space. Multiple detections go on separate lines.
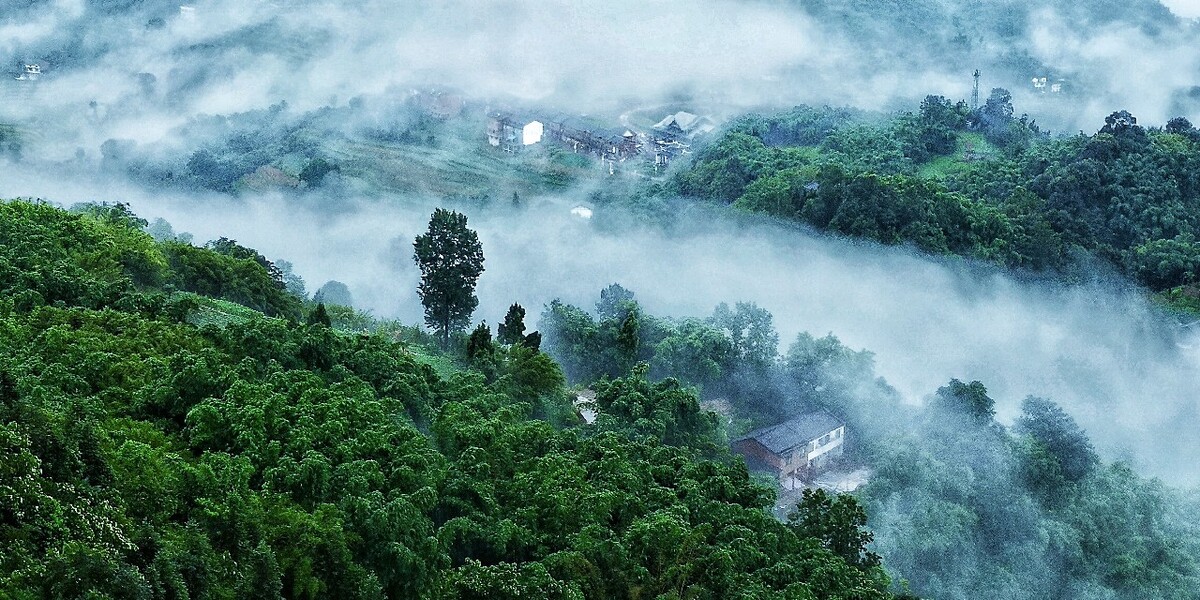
3, 0, 1198, 156
3, 151, 1198, 488
3, 0, 1199, 478
7, 2, 1200, 598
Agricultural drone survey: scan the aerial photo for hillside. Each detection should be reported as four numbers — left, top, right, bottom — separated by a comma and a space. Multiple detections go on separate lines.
0, 199, 898, 599
673, 101, 1200, 312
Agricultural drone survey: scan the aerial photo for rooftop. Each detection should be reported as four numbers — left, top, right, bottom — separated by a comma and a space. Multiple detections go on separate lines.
736, 409, 844, 455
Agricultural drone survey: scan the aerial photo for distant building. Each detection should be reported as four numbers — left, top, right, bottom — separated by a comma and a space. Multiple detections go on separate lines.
14, 64, 40, 81
488, 113, 544, 152
1031, 75, 1066, 95
732, 410, 846, 485
652, 111, 715, 140
410, 89, 465, 120
649, 111, 714, 170
546, 116, 639, 162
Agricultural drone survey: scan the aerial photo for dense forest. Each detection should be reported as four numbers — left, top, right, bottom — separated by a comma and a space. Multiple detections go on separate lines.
4, 0, 1200, 598
671, 98, 1200, 312
540, 287, 1200, 599
7, 97, 1200, 600
0, 199, 900, 598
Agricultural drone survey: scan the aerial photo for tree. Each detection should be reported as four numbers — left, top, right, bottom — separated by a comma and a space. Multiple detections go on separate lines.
1015, 396, 1098, 483
314, 280, 353, 307
931, 378, 994, 424
275, 260, 307, 299
596, 284, 636, 320
1165, 116, 1194, 135
789, 488, 881, 570
1100, 110, 1138, 134
709, 302, 779, 369
522, 331, 542, 352
497, 304, 527, 345
299, 157, 338, 185
414, 209, 485, 347
616, 311, 640, 373
467, 322, 494, 362
306, 302, 331, 327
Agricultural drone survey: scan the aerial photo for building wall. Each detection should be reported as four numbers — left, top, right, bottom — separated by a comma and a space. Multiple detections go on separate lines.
731, 439, 783, 470
735, 424, 848, 484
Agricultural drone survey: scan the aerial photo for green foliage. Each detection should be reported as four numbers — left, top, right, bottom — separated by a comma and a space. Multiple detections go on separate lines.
1015, 396, 1099, 485
306, 302, 332, 327
930, 378, 996, 424
861, 380, 1200, 600
298, 157, 339, 185
789, 489, 881, 570
709, 301, 779, 370
677, 103, 1200, 290
0, 200, 901, 599
591, 365, 724, 455
314, 280, 354, 307
544, 291, 1200, 600
497, 303, 527, 345
0, 199, 168, 308
163, 241, 302, 319
413, 209, 485, 346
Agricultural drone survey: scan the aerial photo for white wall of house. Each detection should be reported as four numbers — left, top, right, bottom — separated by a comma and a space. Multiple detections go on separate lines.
522, 121, 544, 145
808, 426, 845, 462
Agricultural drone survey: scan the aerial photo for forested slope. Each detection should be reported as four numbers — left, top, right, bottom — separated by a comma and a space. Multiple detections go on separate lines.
0, 199, 898, 599
541, 288, 1200, 600
673, 100, 1200, 310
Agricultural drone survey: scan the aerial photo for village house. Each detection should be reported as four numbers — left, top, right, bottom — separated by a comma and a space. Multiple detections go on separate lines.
652, 111, 715, 140
487, 112, 544, 152
732, 409, 846, 486
15, 64, 41, 81
546, 115, 639, 162
650, 111, 714, 169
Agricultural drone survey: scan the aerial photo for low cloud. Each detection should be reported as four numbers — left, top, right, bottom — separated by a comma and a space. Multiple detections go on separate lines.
4, 161, 1197, 485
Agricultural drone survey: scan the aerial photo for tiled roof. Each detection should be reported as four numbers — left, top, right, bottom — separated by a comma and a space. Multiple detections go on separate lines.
736, 410, 843, 455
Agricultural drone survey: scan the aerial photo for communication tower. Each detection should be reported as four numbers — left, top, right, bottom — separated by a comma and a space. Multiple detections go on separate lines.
972, 69, 981, 109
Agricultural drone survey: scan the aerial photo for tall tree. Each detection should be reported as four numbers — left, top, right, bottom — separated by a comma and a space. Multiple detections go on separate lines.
497, 303, 527, 345
414, 209, 485, 346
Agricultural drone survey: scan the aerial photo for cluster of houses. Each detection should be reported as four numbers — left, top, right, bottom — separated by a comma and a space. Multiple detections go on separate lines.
14, 64, 40, 81
409, 88, 465, 120
487, 108, 715, 174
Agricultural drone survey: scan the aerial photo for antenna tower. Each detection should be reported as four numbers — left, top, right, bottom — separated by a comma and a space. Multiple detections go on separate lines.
972, 69, 981, 109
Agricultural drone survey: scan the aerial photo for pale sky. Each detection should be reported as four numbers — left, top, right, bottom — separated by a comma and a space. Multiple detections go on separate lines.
1162, 0, 1200, 18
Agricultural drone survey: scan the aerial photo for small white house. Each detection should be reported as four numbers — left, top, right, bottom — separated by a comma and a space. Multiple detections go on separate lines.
488, 114, 544, 152
522, 120, 543, 146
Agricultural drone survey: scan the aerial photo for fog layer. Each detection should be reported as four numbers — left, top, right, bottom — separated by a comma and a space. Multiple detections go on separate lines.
3, 161, 1196, 485
3, 0, 1198, 152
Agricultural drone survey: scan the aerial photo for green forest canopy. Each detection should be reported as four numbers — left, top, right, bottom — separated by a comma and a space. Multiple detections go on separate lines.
672, 100, 1200, 310
0, 198, 898, 599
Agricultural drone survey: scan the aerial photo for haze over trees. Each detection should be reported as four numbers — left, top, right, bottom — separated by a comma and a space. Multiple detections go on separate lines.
674, 101, 1200, 308
540, 284, 1200, 600
0, 198, 905, 599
